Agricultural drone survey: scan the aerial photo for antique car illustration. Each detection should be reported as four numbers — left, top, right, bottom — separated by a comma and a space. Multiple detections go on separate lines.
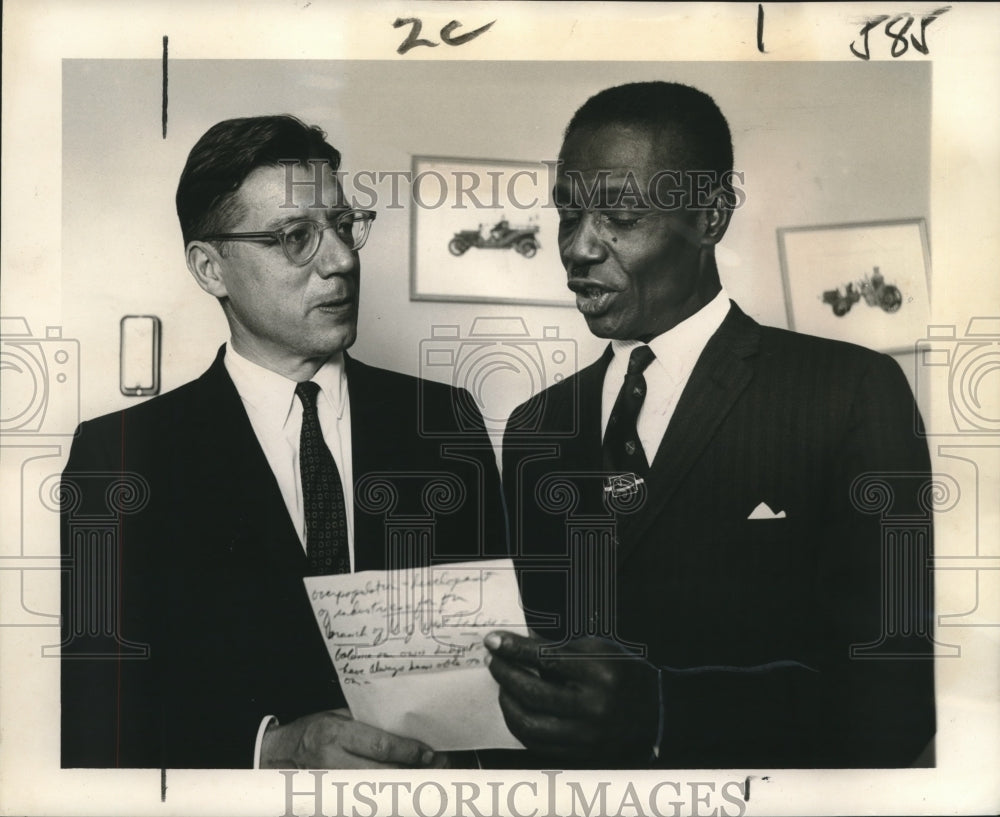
448, 219, 540, 258
821, 267, 903, 316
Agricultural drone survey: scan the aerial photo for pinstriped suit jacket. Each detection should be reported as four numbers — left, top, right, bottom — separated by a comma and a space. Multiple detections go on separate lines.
501, 302, 936, 768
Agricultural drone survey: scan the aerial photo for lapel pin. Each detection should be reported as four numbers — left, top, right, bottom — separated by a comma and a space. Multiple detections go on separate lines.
604, 473, 645, 499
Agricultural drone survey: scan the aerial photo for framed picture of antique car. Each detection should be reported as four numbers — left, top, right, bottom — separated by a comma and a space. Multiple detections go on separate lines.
777, 219, 932, 354
409, 156, 573, 306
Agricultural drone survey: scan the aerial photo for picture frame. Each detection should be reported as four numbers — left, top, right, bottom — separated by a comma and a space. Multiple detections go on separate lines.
408, 155, 573, 307
777, 218, 932, 353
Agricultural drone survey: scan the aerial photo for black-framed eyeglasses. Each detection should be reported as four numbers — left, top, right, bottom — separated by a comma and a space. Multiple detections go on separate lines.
200, 209, 377, 265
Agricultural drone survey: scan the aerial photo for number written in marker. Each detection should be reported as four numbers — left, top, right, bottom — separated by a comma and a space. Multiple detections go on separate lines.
849, 7, 950, 61
393, 17, 496, 55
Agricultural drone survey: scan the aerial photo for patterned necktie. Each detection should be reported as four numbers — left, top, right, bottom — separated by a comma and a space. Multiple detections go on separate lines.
603, 345, 657, 478
295, 381, 350, 575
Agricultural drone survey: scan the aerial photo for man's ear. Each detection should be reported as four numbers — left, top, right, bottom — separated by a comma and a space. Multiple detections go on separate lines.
186, 241, 229, 298
699, 190, 734, 246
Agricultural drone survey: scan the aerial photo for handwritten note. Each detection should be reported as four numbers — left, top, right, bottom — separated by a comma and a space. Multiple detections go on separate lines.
303, 558, 528, 751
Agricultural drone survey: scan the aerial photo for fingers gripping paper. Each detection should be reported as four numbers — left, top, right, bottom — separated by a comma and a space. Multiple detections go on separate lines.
303, 558, 529, 751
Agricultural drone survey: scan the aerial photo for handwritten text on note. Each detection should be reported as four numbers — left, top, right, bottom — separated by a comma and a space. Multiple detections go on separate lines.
303, 558, 528, 750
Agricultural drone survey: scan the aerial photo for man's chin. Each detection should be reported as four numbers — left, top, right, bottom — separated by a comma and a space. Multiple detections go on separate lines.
581, 313, 621, 340
313, 325, 358, 357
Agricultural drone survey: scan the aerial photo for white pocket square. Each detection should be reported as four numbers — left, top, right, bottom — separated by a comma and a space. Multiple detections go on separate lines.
748, 501, 786, 520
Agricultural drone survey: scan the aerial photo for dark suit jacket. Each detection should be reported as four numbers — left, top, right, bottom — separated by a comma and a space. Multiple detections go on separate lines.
60, 348, 505, 768
501, 303, 935, 768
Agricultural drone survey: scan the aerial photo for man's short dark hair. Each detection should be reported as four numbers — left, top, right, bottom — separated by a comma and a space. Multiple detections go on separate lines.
564, 81, 733, 181
175, 114, 342, 246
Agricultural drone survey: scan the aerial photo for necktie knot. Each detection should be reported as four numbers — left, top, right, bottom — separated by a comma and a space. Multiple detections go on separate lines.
626, 345, 655, 376
295, 380, 321, 410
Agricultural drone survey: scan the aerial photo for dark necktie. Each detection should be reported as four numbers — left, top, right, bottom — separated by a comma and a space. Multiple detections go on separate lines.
603, 345, 656, 478
295, 381, 350, 575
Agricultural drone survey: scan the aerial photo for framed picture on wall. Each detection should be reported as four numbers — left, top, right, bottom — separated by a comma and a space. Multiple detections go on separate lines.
777, 219, 932, 353
409, 155, 573, 307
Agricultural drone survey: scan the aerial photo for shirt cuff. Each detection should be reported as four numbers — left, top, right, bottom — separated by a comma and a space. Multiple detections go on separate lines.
253, 715, 278, 769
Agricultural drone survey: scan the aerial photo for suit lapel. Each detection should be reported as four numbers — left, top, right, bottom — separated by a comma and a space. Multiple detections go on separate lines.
615, 304, 760, 565
541, 348, 612, 523
567, 347, 611, 472
344, 352, 391, 467
192, 347, 307, 575
344, 354, 397, 572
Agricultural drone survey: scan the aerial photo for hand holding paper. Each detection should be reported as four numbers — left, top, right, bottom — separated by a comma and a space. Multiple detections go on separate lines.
485, 632, 660, 761
259, 708, 443, 769
304, 558, 529, 751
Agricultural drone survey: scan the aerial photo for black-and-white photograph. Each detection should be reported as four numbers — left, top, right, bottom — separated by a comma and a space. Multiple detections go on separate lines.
1, 3, 998, 816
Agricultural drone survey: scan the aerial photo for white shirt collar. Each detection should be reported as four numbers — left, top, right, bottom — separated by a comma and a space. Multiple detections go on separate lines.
223, 342, 347, 430
610, 288, 731, 381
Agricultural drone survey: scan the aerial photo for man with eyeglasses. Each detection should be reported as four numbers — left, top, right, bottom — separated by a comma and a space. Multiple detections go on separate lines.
60, 115, 505, 769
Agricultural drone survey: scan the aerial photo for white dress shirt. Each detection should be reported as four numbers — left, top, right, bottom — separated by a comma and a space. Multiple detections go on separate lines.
601, 289, 731, 465
224, 343, 357, 766
224, 342, 355, 566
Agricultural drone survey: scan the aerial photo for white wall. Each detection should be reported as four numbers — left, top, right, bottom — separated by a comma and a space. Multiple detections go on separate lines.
62, 60, 930, 424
